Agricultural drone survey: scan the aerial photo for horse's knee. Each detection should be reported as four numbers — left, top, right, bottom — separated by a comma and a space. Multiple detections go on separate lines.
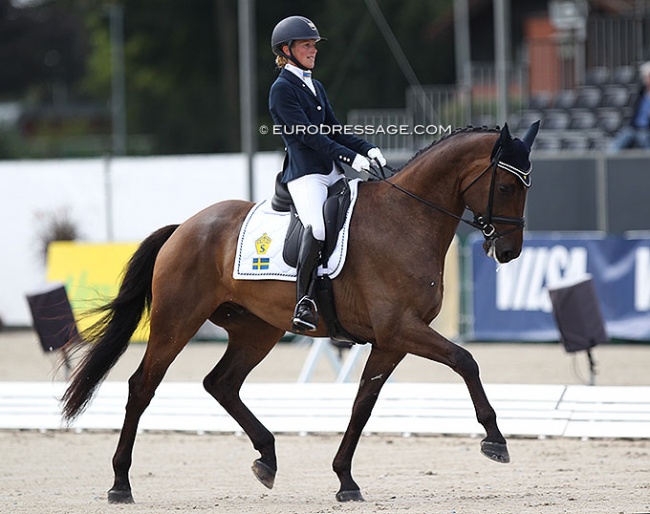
452, 346, 479, 378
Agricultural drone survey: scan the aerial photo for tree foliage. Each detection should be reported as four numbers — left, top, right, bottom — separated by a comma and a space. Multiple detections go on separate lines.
1, 0, 455, 156
0, 0, 86, 99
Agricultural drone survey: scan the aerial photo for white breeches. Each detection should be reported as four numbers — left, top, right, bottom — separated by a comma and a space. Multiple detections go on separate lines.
287, 167, 343, 241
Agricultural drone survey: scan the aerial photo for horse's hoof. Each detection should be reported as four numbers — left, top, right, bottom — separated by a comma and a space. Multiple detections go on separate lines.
480, 440, 510, 464
336, 490, 365, 502
251, 459, 276, 489
107, 489, 134, 504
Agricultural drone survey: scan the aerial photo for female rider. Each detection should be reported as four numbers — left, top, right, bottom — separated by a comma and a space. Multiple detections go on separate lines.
269, 15, 386, 332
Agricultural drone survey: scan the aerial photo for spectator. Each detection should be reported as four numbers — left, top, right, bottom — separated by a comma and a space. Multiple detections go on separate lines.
609, 61, 650, 151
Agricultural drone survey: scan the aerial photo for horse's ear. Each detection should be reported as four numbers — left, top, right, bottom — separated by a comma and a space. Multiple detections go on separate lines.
522, 120, 541, 150
500, 122, 514, 151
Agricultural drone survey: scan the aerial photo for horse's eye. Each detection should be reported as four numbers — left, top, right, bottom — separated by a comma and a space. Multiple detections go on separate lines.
498, 184, 514, 194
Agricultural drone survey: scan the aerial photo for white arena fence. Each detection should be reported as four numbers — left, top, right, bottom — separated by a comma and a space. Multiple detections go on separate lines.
0, 381, 648, 439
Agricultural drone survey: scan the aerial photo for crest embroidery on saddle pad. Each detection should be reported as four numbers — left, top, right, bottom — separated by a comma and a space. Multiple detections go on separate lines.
233, 179, 361, 281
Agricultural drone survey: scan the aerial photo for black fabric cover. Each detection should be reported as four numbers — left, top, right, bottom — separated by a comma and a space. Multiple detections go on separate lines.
26, 283, 80, 353
548, 277, 608, 353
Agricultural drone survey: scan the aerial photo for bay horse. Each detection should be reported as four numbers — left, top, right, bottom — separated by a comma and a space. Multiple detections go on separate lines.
61, 122, 539, 504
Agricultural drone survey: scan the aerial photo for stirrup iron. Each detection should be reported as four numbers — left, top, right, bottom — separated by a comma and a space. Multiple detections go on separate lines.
292, 296, 318, 331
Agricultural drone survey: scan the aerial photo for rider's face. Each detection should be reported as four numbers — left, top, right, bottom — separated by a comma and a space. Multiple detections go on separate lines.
284, 39, 318, 69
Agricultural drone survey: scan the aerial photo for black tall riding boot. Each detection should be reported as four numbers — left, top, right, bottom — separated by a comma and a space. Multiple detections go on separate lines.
292, 226, 323, 332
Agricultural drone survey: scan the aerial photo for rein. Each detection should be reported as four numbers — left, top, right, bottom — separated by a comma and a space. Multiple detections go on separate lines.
367, 151, 527, 241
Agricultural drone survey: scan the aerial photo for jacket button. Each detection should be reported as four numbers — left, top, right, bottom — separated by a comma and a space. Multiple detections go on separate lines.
317, 106, 321, 110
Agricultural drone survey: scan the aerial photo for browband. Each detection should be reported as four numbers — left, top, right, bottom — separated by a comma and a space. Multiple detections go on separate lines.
498, 161, 532, 187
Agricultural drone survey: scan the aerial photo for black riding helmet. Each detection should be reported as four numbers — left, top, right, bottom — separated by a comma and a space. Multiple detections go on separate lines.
271, 16, 325, 69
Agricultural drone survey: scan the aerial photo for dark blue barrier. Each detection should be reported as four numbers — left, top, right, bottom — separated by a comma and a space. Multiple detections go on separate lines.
526, 152, 650, 233
468, 232, 650, 341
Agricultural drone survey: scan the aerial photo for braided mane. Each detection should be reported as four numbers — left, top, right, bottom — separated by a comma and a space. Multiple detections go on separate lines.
398, 125, 501, 172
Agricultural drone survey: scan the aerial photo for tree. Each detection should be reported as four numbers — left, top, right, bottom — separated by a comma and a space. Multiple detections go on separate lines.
2, 0, 456, 156
0, 0, 86, 98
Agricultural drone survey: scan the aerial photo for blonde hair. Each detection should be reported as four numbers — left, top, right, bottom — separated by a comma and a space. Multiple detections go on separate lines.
275, 55, 289, 68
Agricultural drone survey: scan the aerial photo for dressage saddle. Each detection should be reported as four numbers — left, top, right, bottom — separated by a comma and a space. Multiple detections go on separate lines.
271, 172, 352, 268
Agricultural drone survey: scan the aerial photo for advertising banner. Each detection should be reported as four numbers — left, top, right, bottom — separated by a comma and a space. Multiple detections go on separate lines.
46, 241, 148, 341
470, 233, 650, 341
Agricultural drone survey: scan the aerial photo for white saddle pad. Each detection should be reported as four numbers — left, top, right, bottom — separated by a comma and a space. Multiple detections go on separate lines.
233, 179, 361, 281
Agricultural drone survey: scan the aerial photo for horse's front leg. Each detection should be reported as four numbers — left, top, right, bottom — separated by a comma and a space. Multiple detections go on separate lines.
402, 319, 509, 463
458, 350, 510, 463
332, 346, 405, 502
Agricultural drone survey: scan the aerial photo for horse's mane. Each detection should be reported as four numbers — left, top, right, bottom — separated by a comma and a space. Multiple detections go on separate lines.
398, 125, 501, 172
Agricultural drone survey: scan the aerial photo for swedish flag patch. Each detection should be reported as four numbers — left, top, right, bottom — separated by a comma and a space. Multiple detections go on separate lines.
252, 257, 270, 270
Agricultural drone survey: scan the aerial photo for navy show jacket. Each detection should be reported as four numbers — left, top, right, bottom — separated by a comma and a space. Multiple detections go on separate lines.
269, 68, 375, 183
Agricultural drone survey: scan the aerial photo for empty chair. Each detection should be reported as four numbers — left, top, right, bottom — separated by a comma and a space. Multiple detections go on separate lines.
612, 65, 637, 85
622, 105, 634, 120
544, 109, 571, 130
534, 131, 562, 151
601, 85, 632, 108
569, 109, 597, 129
589, 132, 607, 150
514, 109, 543, 131
628, 83, 643, 100
596, 108, 624, 134
584, 66, 610, 86
554, 89, 577, 109
575, 86, 602, 109
528, 91, 553, 110
561, 132, 590, 151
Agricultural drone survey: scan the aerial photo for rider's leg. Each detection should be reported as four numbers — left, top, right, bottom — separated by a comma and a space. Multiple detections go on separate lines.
287, 168, 341, 330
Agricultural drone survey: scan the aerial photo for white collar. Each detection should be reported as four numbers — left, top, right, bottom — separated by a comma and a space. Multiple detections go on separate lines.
285, 62, 313, 81
285, 62, 316, 95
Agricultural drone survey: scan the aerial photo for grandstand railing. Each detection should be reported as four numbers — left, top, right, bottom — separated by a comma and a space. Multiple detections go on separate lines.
346, 13, 650, 154
346, 63, 526, 153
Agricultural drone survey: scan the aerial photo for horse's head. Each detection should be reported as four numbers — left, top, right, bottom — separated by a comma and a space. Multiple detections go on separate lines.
463, 121, 540, 263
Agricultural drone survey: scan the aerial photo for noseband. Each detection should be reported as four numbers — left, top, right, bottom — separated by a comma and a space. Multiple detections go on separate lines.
369, 149, 530, 242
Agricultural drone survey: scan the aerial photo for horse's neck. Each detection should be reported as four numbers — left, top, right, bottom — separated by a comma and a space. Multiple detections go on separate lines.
395, 146, 464, 205
393, 147, 465, 227
367, 173, 453, 269
388, 139, 486, 261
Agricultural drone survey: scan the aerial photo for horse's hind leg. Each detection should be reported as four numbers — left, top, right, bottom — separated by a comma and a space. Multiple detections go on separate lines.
203, 306, 284, 489
108, 319, 201, 503
333, 346, 405, 502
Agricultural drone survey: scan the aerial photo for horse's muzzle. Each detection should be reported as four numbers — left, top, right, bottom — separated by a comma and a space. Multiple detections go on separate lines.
483, 238, 521, 264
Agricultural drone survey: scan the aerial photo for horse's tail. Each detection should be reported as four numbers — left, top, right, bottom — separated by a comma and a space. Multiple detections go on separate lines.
61, 224, 179, 423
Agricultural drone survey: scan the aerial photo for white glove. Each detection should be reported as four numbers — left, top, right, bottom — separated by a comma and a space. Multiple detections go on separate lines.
351, 154, 371, 172
367, 147, 387, 167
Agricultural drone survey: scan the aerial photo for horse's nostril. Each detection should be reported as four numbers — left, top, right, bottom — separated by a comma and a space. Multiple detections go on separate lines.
498, 249, 514, 263
499, 247, 523, 263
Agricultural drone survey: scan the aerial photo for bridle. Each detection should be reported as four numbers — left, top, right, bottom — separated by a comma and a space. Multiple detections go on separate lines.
367, 147, 531, 242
